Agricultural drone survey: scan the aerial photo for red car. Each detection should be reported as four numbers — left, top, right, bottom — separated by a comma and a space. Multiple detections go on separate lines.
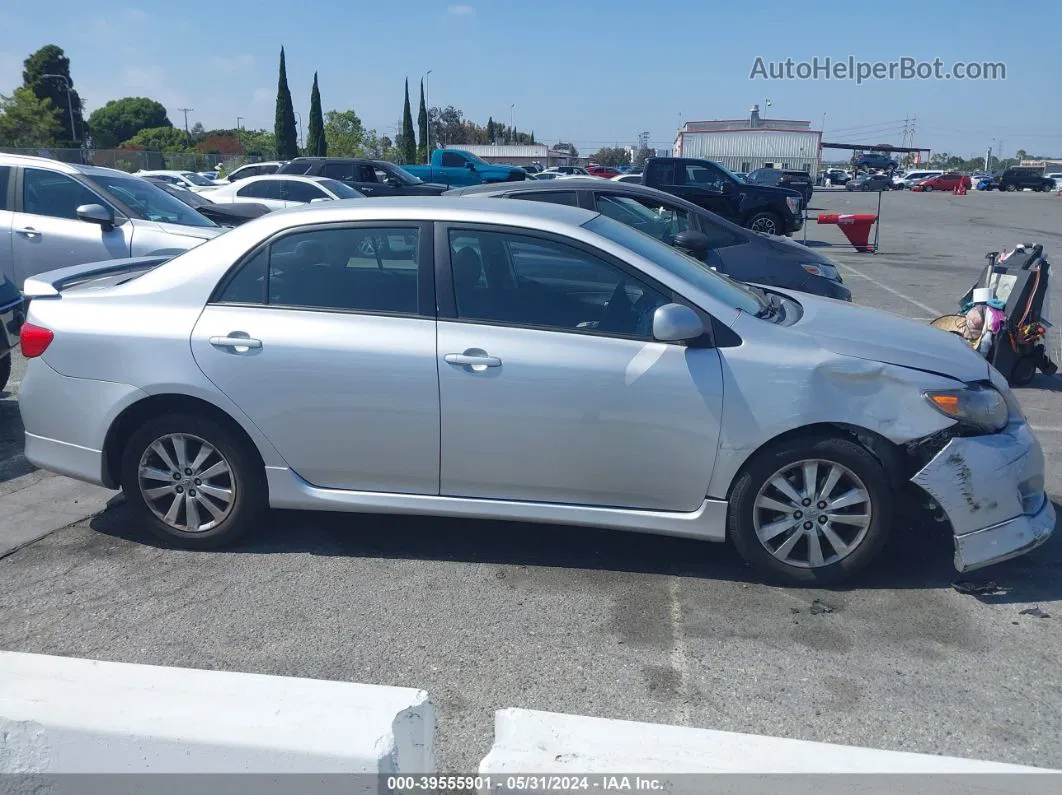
587, 165, 622, 179
910, 172, 972, 192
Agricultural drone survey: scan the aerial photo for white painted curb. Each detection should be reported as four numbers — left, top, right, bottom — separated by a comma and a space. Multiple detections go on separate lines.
0, 651, 433, 774
478, 709, 1056, 793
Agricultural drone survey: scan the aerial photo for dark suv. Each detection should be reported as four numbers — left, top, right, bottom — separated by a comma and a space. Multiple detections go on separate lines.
988, 167, 1054, 192
852, 152, 898, 171
277, 158, 447, 196
746, 168, 814, 205
640, 157, 804, 236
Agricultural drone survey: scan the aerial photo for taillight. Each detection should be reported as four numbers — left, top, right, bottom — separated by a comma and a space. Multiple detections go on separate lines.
20, 322, 54, 358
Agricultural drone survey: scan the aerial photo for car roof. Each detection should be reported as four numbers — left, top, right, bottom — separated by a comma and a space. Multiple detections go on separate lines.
227, 174, 335, 184
0, 153, 137, 178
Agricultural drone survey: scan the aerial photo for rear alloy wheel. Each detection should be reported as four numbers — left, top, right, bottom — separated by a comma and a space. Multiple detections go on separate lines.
747, 212, 781, 235
121, 413, 266, 549
728, 436, 891, 584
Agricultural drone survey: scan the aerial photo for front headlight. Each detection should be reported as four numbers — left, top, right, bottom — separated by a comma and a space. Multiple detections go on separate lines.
801, 263, 840, 281
786, 196, 801, 214
923, 384, 1009, 432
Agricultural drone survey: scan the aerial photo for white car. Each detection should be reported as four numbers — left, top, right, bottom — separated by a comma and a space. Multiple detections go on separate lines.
134, 170, 221, 193
204, 175, 364, 210
892, 170, 943, 189
218, 161, 289, 184
610, 173, 643, 183
1045, 172, 1062, 191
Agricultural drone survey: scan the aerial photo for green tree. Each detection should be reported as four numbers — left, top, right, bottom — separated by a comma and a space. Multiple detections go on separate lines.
306, 72, 326, 157
401, 78, 417, 164
417, 78, 428, 163
590, 146, 630, 167
274, 47, 298, 159
0, 87, 62, 147
121, 125, 189, 152
323, 109, 366, 156
486, 116, 496, 144
22, 44, 85, 143
554, 141, 578, 157
87, 97, 171, 148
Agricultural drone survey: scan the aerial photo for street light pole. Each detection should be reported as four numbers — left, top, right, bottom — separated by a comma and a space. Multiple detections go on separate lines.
424, 69, 432, 163
41, 73, 76, 143
510, 103, 515, 143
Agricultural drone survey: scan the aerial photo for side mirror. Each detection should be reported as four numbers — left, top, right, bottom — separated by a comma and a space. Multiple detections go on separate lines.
672, 230, 710, 255
466, 161, 476, 170
652, 303, 705, 343
77, 203, 115, 230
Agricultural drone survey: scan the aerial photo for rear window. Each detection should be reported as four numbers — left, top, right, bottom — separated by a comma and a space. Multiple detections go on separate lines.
0, 166, 9, 211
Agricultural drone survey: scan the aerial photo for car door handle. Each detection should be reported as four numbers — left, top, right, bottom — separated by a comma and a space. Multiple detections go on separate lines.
210, 335, 262, 349
16, 227, 41, 239
445, 353, 501, 367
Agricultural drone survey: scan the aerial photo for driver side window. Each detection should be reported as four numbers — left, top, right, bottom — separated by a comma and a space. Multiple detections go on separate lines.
22, 168, 103, 220
448, 229, 669, 340
684, 165, 726, 191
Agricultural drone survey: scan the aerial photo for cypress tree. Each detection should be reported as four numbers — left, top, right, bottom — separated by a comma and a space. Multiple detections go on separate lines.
486, 116, 495, 144
417, 79, 428, 163
306, 71, 326, 156
274, 47, 298, 159
400, 78, 417, 164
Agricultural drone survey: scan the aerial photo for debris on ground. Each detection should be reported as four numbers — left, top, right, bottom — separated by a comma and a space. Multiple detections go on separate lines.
951, 580, 1008, 597
1019, 607, 1050, 619
809, 599, 834, 615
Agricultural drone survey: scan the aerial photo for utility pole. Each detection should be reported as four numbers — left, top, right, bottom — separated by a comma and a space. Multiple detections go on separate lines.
986, 146, 992, 172
177, 107, 194, 145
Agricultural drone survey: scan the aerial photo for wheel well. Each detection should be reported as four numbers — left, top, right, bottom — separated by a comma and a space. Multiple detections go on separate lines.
102, 394, 264, 489
725, 422, 907, 502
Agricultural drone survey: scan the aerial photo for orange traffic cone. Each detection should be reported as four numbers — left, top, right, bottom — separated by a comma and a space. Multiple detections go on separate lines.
954, 180, 967, 196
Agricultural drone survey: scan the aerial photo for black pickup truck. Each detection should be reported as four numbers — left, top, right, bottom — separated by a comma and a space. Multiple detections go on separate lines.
640, 157, 804, 236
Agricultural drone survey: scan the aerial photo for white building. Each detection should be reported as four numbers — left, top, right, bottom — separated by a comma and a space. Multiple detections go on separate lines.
674, 105, 822, 174
442, 144, 576, 167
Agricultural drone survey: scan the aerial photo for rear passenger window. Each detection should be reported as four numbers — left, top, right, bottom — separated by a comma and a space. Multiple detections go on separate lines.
226, 227, 421, 314
511, 191, 579, 207
320, 163, 355, 181
0, 166, 10, 211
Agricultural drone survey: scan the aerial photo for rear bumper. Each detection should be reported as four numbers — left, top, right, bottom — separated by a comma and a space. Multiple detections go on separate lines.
911, 421, 1054, 571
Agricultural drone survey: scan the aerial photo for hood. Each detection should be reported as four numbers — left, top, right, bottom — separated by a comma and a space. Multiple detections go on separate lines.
787, 291, 990, 382
743, 183, 802, 201
406, 182, 448, 194
148, 220, 227, 242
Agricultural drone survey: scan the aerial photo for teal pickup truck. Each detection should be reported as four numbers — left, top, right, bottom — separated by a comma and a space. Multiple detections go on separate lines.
403, 149, 527, 188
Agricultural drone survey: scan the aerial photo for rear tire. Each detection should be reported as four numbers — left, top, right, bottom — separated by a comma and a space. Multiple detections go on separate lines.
728, 435, 892, 585
923, 184, 933, 192
1006, 184, 1017, 192
121, 412, 266, 549
0, 353, 10, 393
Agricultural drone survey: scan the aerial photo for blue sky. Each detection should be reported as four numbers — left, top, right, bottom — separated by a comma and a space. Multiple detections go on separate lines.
2, 0, 1059, 158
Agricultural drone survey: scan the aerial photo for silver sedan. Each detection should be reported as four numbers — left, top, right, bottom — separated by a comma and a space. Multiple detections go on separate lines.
18, 198, 1053, 584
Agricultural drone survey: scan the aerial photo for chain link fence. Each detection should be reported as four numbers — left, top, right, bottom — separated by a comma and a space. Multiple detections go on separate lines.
0, 147, 263, 174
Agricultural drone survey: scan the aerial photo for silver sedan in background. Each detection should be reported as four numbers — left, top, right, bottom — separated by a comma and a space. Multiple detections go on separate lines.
17, 198, 1052, 584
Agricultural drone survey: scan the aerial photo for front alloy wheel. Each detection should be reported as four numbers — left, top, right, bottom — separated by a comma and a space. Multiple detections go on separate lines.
752, 460, 871, 569
747, 212, 780, 235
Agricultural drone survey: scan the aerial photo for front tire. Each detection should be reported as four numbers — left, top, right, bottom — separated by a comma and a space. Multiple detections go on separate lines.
121, 412, 266, 549
728, 435, 892, 585
923, 184, 933, 192
746, 211, 782, 235
1005, 184, 1017, 192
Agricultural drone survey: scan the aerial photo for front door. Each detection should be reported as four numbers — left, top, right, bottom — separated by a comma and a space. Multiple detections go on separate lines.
677, 162, 737, 221
11, 167, 132, 288
435, 224, 723, 512
191, 222, 439, 493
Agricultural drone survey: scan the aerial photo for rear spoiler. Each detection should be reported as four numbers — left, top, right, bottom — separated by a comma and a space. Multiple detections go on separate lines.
22, 255, 174, 299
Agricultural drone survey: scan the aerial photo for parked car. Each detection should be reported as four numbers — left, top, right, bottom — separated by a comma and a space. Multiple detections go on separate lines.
852, 152, 898, 171
640, 157, 803, 236
198, 171, 220, 181
611, 173, 643, 184
141, 177, 273, 227
277, 157, 447, 197
0, 154, 224, 288
0, 272, 23, 391
19, 197, 1052, 584
975, 175, 995, 191
402, 149, 527, 188
910, 173, 972, 192
133, 170, 221, 193
745, 168, 814, 206
985, 168, 1054, 192
820, 169, 850, 185
542, 166, 590, 176
444, 179, 851, 300
587, 165, 623, 179
892, 170, 942, 189
204, 175, 364, 210
845, 174, 893, 192
1047, 172, 1062, 191
220, 161, 288, 184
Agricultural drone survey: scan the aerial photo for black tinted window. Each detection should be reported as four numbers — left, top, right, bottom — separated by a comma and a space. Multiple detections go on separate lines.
320, 163, 355, 181
645, 160, 676, 184
237, 180, 280, 199
267, 227, 419, 314
0, 166, 9, 211
441, 152, 465, 168
281, 181, 327, 203
22, 168, 102, 220
510, 191, 579, 207
218, 249, 268, 303
684, 164, 726, 190
282, 162, 314, 175
448, 229, 668, 339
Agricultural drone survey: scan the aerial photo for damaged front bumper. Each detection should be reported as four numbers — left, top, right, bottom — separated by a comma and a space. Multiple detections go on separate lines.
911, 421, 1055, 572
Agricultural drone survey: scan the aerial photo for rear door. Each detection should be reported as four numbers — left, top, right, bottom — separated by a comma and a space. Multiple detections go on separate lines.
191, 221, 439, 493
10, 167, 132, 288
234, 179, 286, 209
279, 180, 329, 206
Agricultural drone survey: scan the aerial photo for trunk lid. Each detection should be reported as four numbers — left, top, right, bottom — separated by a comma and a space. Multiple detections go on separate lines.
22, 255, 174, 299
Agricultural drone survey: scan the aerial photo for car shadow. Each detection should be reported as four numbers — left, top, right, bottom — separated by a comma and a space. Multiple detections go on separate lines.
86, 498, 1062, 600
1021, 373, 1062, 392
0, 398, 36, 483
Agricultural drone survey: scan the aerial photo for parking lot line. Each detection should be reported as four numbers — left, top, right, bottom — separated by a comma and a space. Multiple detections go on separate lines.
838, 262, 944, 317
667, 576, 692, 725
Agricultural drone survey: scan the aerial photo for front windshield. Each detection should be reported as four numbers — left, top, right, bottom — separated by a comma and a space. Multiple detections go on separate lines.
180, 172, 215, 186
714, 161, 746, 184
319, 179, 364, 199
88, 174, 218, 228
585, 214, 763, 316
380, 163, 423, 185
467, 152, 490, 166
155, 182, 211, 207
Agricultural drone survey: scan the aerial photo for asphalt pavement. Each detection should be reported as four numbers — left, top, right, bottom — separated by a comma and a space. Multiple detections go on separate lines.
1, 189, 1061, 771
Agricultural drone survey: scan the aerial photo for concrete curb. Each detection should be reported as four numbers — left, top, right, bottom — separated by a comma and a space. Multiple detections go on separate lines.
0, 651, 434, 775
